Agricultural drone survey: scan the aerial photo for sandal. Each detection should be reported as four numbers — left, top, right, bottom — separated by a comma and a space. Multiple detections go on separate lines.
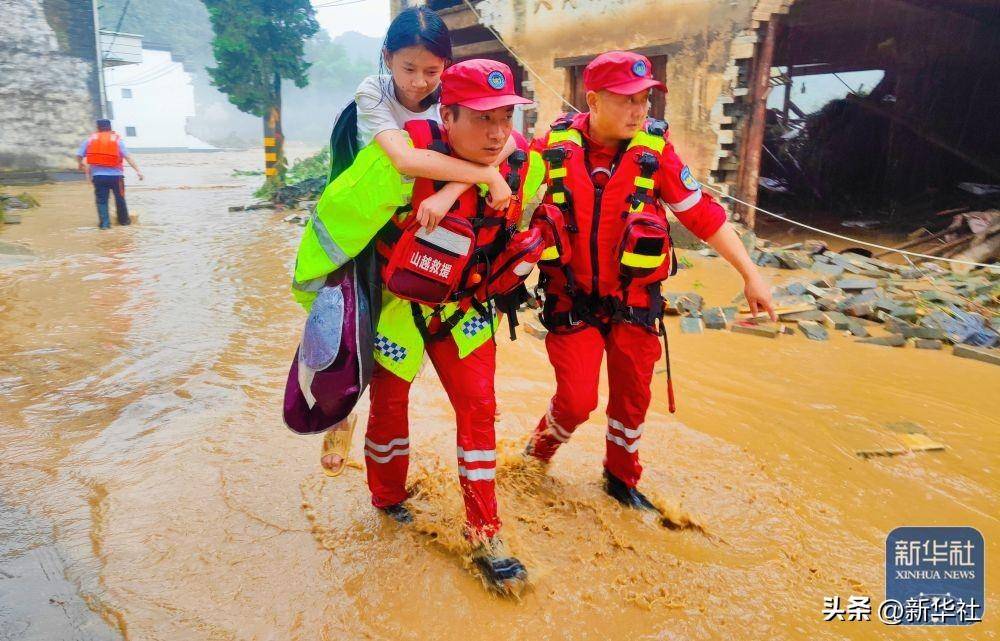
320, 414, 357, 477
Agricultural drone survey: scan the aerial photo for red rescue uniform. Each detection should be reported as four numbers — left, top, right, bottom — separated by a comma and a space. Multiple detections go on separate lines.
527, 111, 726, 487
366, 119, 534, 539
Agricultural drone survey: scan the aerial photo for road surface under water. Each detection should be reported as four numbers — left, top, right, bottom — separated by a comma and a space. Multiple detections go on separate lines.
0, 151, 996, 640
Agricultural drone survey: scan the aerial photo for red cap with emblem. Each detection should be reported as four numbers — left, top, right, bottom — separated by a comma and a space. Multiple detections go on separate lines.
440, 59, 534, 111
583, 51, 667, 95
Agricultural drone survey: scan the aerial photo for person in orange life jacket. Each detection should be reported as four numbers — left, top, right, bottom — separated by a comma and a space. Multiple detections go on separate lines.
362, 59, 538, 593
524, 51, 776, 510
76, 119, 144, 230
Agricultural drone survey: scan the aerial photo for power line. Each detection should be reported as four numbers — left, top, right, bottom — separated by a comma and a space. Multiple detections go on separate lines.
105, 61, 175, 86
101, 0, 132, 61
457, 0, 998, 271
314, 0, 367, 8
107, 64, 178, 88
702, 184, 999, 270
460, 0, 579, 113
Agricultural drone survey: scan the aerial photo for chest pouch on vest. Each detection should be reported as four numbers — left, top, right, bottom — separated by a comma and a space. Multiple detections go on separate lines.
383, 215, 476, 307
476, 227, 543, 302
529, 203, 573, 268
617, 212, 675, 286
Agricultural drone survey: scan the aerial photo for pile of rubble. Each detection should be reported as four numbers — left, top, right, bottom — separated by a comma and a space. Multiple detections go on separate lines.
672, 239, 1000, 366
0, 191, 39, 224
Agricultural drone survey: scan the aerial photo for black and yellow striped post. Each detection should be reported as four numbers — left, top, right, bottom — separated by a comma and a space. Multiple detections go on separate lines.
264, 136, 277, 178
263, 98, 285, 187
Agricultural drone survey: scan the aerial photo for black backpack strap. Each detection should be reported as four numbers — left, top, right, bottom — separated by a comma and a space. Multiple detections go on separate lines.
626, 151, 660, 216
327, 101, 359, 184
410, 302, 466, 343
505, 149, 527, 193
541, 145, 578, 232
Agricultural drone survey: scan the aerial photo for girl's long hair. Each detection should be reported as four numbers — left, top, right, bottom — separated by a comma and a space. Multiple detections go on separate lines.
379, 6, 452, 111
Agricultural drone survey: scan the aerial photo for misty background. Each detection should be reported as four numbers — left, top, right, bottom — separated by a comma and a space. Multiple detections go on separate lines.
99, 0, 385, 149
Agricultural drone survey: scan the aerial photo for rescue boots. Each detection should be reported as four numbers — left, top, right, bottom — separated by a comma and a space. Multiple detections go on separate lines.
603, 470, 657, 512
521, 434, 551, 465
377, 502, 413, 524
471, 537, 528, 596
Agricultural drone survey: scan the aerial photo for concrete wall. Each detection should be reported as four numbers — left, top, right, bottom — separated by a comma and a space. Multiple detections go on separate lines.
0, 0, 103, 175
475, 0, 759, 183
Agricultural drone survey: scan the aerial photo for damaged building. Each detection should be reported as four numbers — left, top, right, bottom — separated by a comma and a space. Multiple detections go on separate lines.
415, 0, 1000, 249
1, 1, 150, 180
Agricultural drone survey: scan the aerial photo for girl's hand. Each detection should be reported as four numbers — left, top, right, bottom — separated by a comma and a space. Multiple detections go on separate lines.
744, 272, 777, 321
416, 189, 459, 232
485, 169, 513, 211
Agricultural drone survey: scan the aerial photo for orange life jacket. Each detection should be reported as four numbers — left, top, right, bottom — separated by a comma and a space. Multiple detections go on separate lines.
375, 119, 536, 340
533, 113, 676, 331
86, 131, 122, 167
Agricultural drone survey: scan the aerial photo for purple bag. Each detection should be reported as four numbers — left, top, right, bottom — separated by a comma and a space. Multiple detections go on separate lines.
283, 261, 375, 434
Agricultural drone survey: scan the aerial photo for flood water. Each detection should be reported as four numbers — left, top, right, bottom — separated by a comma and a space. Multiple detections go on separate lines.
0, 151, 996, 640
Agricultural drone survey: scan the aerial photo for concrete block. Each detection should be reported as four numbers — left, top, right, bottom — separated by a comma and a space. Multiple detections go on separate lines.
817, 296, 847, 311
822, 311, 851, 330
798, 320, 829, 341
731, 322, 780, 338
775, 251, 813, 270
914, 339, 943, 350
680, 317, 703, 334
886, 421, 925, 434
846, 320, 870, 338
842, 302, 875, 318
899, 433, 946, 452
781, 310, 825, 323
786, 282, 808, 296
913, 327, 947, 341
804, 284, 827, 298
811, 262, 845, 277
953, 344, 1000, 366
857, 334, 907, 347
703, 307, 728, 330
836, 277, 879, 291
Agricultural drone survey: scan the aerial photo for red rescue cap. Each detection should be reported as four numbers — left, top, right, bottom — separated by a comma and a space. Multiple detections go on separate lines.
583, 51, 667, 95
440, 59, 534, 111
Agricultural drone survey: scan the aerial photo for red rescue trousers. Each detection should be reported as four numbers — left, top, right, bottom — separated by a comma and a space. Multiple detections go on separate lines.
365, 336, 501, 539
529, 323, 661, 487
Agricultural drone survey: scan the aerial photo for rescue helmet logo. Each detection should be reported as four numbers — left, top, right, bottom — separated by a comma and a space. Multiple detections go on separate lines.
680, 166, 700, 191
632, 60, 647, 77
487, 70, 506, 90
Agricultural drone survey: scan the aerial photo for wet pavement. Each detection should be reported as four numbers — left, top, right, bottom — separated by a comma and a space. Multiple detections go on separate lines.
0, 151, 996, 640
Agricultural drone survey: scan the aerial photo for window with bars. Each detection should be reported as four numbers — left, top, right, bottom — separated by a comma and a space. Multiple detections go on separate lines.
125, 126, 137, 137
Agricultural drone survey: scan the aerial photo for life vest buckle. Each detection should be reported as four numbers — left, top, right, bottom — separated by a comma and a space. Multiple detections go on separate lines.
542, 147, 567, 165
635, 151, 659, 177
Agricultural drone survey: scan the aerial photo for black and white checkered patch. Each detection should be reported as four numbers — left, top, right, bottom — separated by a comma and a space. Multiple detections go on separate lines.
461, 315, 489, 337
375, 334, 407, 362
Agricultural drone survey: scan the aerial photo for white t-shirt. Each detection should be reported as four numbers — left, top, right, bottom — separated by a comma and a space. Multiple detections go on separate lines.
355, 74, 441, 148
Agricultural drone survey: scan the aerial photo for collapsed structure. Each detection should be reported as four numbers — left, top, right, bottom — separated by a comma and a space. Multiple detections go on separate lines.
410, 0, 999, 244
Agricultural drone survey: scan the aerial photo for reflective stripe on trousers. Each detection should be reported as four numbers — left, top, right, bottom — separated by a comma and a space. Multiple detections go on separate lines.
365, 336, 501, 538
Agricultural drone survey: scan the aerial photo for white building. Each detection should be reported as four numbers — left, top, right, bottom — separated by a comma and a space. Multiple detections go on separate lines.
102, 43, 214, 151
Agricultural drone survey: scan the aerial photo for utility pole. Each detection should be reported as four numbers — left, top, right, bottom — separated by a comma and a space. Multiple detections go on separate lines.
91, 0, 108, 118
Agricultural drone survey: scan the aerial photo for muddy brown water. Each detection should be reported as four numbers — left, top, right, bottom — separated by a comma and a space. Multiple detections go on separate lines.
0, 151, 996, 640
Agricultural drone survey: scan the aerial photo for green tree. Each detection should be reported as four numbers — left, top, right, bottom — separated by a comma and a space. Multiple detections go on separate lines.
201, 0, 319, 187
